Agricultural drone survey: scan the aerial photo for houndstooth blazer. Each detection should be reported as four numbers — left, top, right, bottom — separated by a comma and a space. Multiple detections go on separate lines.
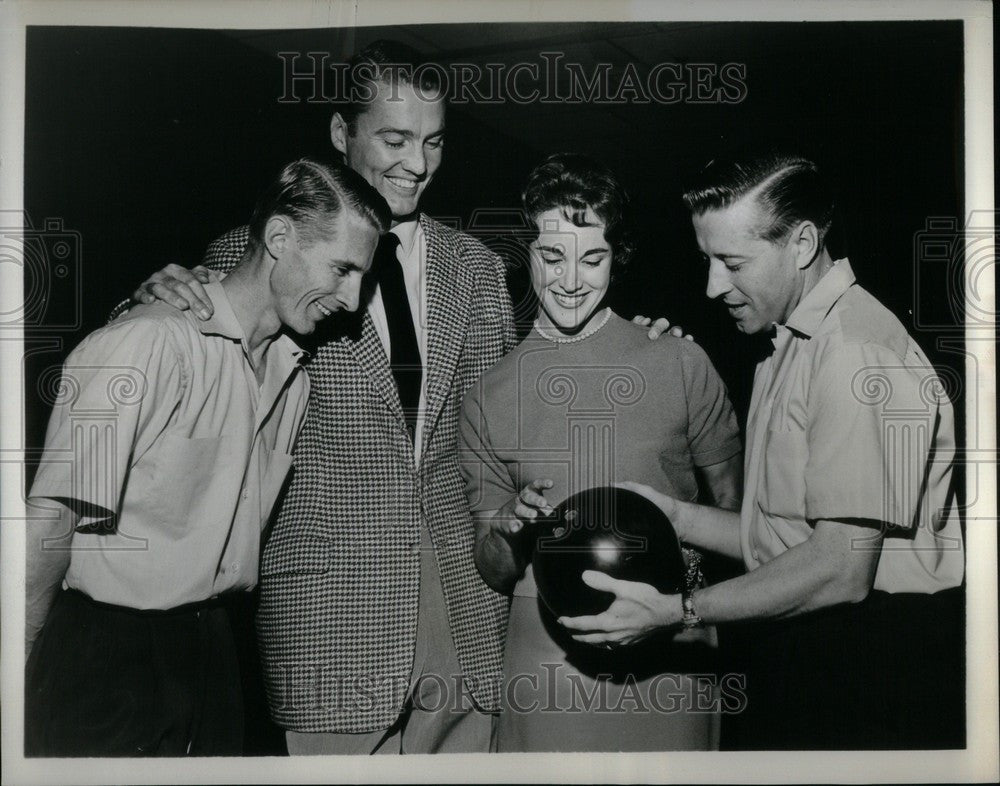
199, 216, 516, 733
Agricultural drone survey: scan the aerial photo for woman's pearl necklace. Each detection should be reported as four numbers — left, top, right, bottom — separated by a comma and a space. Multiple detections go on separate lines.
533, 308, 613, 344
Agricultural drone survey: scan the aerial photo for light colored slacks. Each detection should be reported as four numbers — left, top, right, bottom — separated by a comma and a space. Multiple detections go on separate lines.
286, 524, 496, 755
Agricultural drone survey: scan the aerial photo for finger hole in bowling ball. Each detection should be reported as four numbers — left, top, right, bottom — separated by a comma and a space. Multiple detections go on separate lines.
532, 486, 686, 622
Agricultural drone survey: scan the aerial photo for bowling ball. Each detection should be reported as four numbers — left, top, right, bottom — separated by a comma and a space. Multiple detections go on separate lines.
531, 486, 686, 619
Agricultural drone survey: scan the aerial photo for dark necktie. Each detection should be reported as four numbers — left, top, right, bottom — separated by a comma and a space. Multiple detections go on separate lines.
375, 232, 422, 441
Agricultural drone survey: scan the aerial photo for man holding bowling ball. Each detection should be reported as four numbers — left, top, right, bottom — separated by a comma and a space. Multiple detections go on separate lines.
559, 149, 965, 751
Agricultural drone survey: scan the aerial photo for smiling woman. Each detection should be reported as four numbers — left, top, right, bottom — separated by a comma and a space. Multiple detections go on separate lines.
530, 206, 613, 337
524, 154, 633, 340
457, 154, 744, 752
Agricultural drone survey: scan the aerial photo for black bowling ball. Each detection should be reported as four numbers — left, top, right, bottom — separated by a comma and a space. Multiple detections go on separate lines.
531, 486, 686, 619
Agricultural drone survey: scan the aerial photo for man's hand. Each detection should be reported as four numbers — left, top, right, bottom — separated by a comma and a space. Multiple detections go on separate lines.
492, 478, 554, 536
617, 480, 742, 559
558, 570, 683, 647
616, 481, 688, 540
632, 315, 694, 342
133, 264, 218, 320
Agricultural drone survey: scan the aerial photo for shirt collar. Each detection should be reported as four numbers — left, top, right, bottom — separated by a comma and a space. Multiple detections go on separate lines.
391, 217, 422, 260
783, 258, 855, 339
198, 278, 308, 364
197, 279, 246, 342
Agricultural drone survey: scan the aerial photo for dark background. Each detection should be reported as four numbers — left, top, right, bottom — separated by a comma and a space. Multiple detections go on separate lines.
22, 21, 966, 753
23, 21, 966, 438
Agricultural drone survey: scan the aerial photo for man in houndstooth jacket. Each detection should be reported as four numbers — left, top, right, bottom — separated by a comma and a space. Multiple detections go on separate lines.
129, 42, 515, 753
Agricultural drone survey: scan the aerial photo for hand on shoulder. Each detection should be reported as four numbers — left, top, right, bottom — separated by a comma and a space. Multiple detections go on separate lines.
132, 264, 218, 320
631, 315, 695, 342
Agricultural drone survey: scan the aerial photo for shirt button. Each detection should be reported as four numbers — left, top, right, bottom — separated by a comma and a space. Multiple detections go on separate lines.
231, 562, 240, 573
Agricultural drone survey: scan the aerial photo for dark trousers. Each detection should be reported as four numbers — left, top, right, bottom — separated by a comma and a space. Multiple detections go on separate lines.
25, 588, 244, 757
723, 586, 965, 750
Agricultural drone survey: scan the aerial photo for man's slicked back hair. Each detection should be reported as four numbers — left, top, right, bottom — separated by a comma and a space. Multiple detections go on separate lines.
247, 157, 391, 253
682, 149, 835, 249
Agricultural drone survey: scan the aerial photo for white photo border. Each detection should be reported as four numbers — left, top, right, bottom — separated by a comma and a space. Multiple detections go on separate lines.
1, 1, 994, 783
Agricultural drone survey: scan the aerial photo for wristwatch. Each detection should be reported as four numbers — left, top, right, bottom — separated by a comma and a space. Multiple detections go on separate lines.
681, 587, 703, 629
680, 545, 704, 629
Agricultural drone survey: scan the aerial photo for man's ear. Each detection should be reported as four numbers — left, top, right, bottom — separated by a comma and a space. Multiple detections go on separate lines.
791, 220, 820, 270
263, 214, 292, 261
330, 112, 349, 157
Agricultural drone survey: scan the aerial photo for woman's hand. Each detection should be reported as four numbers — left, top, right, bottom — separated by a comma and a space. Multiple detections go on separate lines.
474, 479, 554, 593
492, 478, 555, 536
133, 264, 218, 319
557, 570, 684, 647
631, 315, 694, 342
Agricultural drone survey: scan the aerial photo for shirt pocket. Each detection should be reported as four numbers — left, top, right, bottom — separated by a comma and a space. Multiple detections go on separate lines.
138, 433, 243, 531
760, 426, 808, 520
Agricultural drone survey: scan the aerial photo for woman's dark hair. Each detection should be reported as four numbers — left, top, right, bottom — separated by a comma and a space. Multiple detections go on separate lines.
681, 149, 835, 249
521, 153, 636, 278
247, 157, 390, 253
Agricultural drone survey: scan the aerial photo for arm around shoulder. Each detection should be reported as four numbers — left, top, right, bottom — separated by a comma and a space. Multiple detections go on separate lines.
108, 226, 249, 323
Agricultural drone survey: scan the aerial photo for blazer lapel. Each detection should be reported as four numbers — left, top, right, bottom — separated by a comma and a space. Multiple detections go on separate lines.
349, 310, 404, 423
421, 216, 470, 456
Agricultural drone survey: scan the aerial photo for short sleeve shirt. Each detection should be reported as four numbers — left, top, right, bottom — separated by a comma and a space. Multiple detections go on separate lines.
30, 280, 310, 609
742, 259, 964, 593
